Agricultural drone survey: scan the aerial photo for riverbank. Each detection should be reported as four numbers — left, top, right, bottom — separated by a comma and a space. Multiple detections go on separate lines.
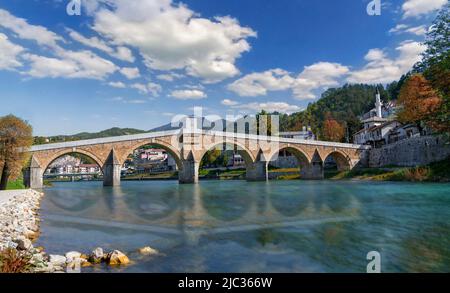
0, 189, 154, 273
326, 158, 450, 182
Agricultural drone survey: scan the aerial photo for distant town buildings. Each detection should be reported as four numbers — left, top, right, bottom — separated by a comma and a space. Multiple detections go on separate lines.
45, 156, 101, 175
127, 148, 178, 174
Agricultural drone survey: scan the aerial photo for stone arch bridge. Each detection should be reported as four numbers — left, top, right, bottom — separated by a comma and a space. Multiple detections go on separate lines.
25, 130, 370, 188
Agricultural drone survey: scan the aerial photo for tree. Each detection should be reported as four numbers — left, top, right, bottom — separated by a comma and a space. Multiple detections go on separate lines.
322, 115, 345, 142
200, 148, 222, 168
0, 115, 33, 190
396, 74, 442, 132
417, 4, 450, 135
416, 3, 449, 72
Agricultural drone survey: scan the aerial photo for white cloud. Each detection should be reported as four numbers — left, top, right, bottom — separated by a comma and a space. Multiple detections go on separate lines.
389, 24, 428, 36
156, 72, 184, 81
23, 49, 118, 80
0, 9, 63, 48
22, 54, 80, 78
347, 41, 426, 84
231, 102, 302, 114
221, 99, 239, 106
402, 0, 447, 18
110, 96, 148, 104
127, 99, 147, 104
292, 62, 349, 99
131, 82, 162, 96
113, 46, 134, 62
67, 28, 135, 62
227, 69, 295, 97
228, 63, 349, 100
120, 67, 140, 79
170, 89, 207, 100
0, 33, 24, 70
108, 81, 126, 88
0, 9, 119, 80
92, 0, 256, 83
405, 25, 428, 36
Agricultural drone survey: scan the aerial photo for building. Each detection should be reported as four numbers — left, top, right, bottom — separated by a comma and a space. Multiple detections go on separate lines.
78, 164, 101, 174
353, 89, 391, 146
133, 148, 177, 173
228, 153, 246, 167
388, 124, 421, 144
279, 126, 316, 140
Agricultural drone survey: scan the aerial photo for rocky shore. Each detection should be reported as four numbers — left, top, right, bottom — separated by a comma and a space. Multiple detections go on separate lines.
0, 189, 159, 273
0, 189, 55, 272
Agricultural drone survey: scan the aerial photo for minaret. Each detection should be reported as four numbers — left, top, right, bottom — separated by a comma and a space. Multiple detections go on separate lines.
375, 88, 382, 118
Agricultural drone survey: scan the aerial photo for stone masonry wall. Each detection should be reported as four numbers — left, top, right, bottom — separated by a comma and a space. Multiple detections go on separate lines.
369, 136, 450, 168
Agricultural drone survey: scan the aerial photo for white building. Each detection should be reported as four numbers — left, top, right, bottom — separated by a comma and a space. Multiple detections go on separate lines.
354, 89, 390, 146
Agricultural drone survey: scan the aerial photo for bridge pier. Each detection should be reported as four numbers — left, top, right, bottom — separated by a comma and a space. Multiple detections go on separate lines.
300, 162, 324, 180
23, 166, 43, 189
103, 150, 121, 187
246, 161, 268, 181
23, 156, 44, 189
179, 159, 199, 184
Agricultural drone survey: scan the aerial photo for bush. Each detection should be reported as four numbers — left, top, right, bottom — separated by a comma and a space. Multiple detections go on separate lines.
0, 248, 33, 273
402, 167, 431, 182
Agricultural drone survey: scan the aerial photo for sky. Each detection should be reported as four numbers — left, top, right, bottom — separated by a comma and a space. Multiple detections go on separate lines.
0, 0, 447, 136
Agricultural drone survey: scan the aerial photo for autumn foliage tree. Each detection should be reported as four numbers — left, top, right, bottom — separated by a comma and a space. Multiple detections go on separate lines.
0, 115, 33, 190
322, 115, 345, 142
397, 74, 442, 132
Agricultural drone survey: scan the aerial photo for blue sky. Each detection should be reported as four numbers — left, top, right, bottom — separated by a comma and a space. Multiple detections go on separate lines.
0, 0, 446, 136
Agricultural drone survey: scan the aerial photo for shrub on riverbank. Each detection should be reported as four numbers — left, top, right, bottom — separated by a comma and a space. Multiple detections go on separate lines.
0, 248, 33, 273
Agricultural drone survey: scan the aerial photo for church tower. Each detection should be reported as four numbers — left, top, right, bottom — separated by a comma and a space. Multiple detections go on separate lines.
375, 88, 383, 118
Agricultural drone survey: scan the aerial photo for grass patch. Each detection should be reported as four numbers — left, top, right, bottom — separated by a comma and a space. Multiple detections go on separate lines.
276, 174, 301, 180
199, 168, 246, 180
6, 179, 25, 190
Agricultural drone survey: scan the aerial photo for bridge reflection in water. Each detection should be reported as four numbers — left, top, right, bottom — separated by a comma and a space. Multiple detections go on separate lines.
42, 181, 361, 246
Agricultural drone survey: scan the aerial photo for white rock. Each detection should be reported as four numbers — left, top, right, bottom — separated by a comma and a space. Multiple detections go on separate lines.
92, 247, 104, 258
49, 254, 67, 266
65, 251, 82, 261
138, 246, 159, 255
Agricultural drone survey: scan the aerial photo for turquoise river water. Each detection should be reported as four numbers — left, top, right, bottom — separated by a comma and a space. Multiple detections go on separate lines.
36, 180, 450, 273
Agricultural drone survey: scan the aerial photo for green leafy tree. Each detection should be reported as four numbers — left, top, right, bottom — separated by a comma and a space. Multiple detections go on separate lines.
414, 4, 450, 134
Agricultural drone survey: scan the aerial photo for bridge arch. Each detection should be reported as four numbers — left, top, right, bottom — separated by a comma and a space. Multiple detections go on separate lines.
197, 141, 257, 181
119, 140, 184, 171
43, 149, 104, 173
266, 146, 311, 166
198, 140, 255, 166
323, 150, 352, 171
265, 146, 312, 180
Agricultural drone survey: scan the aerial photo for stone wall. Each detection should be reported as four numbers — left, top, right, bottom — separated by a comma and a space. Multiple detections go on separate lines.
269, 155, 299, 168
369, 136, 450, 168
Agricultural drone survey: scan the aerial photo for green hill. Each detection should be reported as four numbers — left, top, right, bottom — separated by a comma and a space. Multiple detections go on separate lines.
34, 127, 147, 145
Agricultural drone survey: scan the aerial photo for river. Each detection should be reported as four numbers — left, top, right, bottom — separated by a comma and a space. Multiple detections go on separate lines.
35, 180, 450, 273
